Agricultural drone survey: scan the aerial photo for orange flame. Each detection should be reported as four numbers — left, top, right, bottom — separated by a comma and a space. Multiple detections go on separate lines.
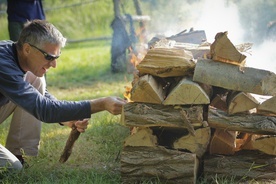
123, 86, 132, 102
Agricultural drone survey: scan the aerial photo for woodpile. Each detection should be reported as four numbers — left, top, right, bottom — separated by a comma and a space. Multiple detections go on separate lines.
120, 31, 276, 184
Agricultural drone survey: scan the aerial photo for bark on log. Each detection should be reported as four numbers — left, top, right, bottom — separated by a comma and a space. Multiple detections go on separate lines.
193, 59, 276, 96
210, 31, 246, 65
163, 77, 210, 105
59, 125, 80, 163
136, 47, 196, 77
121, 102, 203, 128
130, 74, 166, 104
124, 127, 158, 147
173, 127, 211, 158
208, 108, 276, 135
204, 150, 276, 181
121, 146, 199, 184
227, 91, 259, 115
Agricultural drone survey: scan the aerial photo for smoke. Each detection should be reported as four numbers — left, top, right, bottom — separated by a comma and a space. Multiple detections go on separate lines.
194, 0, 244, 43
146, 0, 276, 73
246, 40, 276, 73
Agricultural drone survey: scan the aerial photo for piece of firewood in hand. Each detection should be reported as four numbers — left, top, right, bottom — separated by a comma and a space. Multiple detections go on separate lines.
59, 124, 80, 163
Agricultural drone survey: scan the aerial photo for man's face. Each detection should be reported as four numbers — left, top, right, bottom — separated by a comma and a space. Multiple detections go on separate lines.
25, 43, 61, 77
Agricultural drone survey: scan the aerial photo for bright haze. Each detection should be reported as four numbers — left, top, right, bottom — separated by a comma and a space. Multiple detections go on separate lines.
146, 0, 276, 73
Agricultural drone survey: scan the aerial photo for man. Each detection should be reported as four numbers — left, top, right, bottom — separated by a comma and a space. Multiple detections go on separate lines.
7, 0, 45, 41
0, 20, 126, 170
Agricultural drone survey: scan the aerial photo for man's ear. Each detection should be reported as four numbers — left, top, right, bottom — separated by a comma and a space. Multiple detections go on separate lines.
22, 43, 31, 55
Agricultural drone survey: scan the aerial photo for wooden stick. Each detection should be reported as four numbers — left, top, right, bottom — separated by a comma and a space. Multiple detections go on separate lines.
59, 124, 80, 163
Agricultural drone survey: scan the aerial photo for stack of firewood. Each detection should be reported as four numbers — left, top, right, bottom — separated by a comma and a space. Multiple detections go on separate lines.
120, 32, 276, 184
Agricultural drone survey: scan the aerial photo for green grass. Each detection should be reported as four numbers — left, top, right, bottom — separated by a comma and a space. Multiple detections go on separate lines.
1, 114, 129, 184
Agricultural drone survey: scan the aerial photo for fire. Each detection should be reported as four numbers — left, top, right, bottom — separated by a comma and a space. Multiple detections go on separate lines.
127, 45, 147, 72
124, 85, 132, 102
128, 47, 139, 66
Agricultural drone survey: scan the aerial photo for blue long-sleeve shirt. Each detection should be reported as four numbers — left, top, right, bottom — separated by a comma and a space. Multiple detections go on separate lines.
0, 41, 91, 123
7, 0, 45, 22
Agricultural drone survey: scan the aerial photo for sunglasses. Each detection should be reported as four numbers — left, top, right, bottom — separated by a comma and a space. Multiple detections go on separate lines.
28, 43, 60, 61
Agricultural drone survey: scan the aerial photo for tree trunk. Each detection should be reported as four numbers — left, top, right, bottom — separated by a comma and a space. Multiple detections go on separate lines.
113, 0, 121, 17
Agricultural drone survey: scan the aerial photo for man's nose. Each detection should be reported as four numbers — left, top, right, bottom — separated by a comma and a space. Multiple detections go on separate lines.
49, 59, 57, 68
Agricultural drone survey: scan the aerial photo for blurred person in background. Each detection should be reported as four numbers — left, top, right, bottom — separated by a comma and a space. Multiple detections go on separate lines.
7, 0, 45, 41
0, 19, 126, 170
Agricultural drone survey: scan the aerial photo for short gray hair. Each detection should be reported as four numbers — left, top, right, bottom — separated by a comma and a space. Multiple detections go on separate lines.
17, 19, 67, 49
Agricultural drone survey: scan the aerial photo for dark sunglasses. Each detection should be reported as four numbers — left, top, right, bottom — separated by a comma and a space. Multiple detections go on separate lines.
28, 43, 60, 61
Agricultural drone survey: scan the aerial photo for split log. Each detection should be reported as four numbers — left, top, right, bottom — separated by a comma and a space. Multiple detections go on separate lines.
136, 47, 196, 77
130, 74, 166, 104
193, 59, 276, 96
121, 102, 203, 128
121, 146, 199, 184
123, 127, 158, 147
204, 150, 276, 181
168, 30, 207, 45
162, 77, 210, 105
251, 136, 276, 156
210, 95, 228, 111
173, 127, 211, 158
209, 129, 236, 155
173, 42, 210, 59
210, 31, 246, 65
227, 91, 259, 115
241, 134, 276, 156
257, 96, 276, 116
208, 107, 276, 135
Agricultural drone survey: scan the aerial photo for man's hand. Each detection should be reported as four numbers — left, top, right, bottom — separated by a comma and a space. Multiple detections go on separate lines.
90, 96, 127, 115
61, 119, 89, 133
104, 97, 127, 115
